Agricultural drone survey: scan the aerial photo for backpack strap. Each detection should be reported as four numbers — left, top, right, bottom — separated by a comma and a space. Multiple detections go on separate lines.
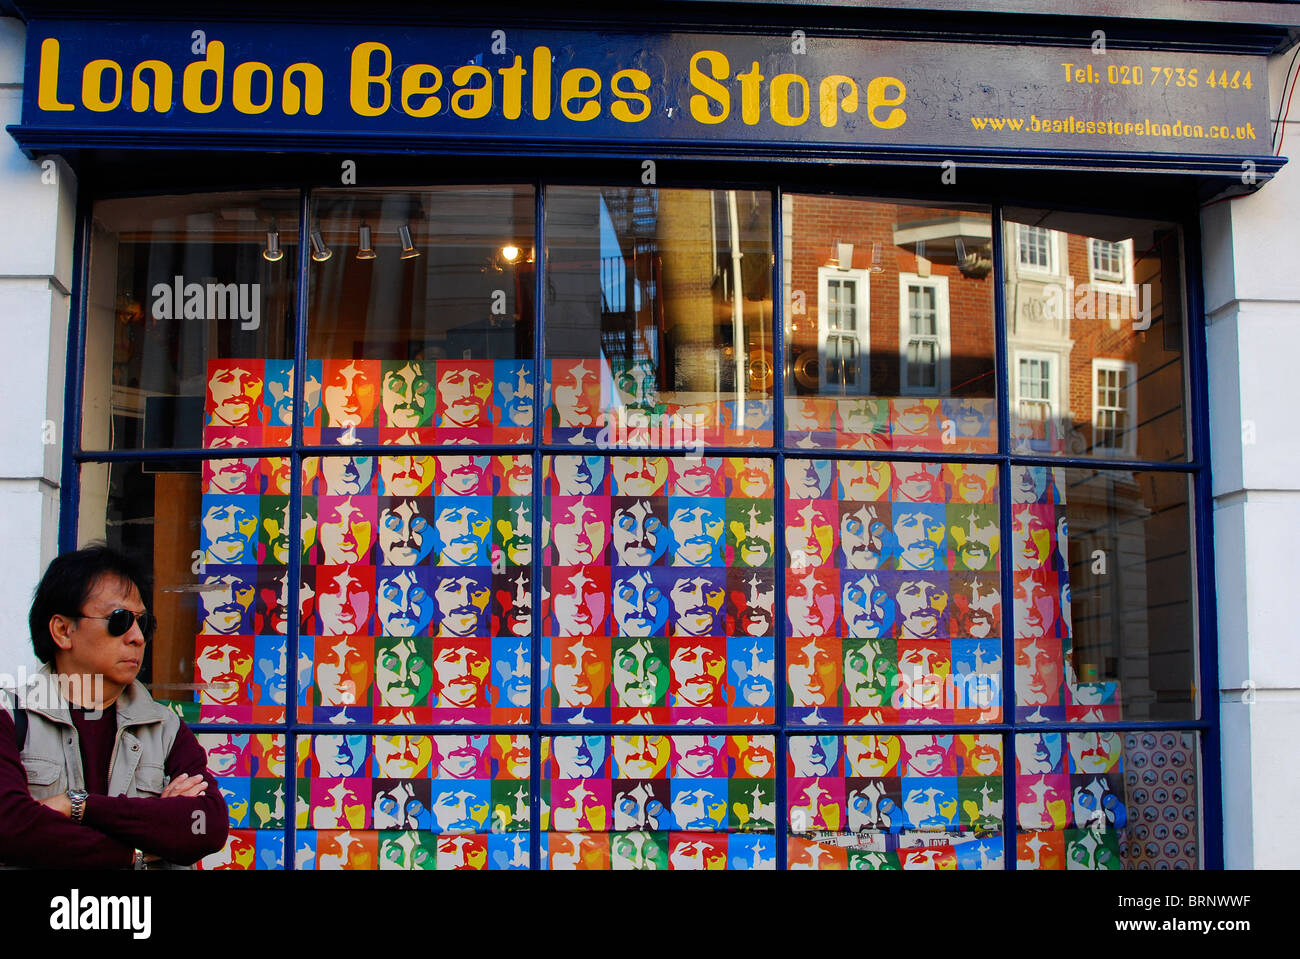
3, 689, 26, 752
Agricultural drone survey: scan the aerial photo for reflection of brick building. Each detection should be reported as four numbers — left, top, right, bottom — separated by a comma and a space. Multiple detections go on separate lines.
1004, 215, 1184, 460
1004, 215, 1193, 724
784, 195, 996, 400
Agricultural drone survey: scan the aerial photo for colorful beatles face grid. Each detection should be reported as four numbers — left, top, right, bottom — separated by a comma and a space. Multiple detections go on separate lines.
545, 358, 774, 449
203, 357, 535, 448
784, 459, 1002, 725
542, 456, 776, 725
1008, 466, 1121, 723
203, 358, 289, 449
1013, 730, 1200, 870
1012, 730, 1196, 870
195, 451, 534, 725
196, 454, 307, 722
192, 362, 1188, 870
542, 735, 777, 870
783, 396, 997, 454
196, 733, 286, 870
787, 734, 1004, 870
285, 734, 531, 870
300, 454, 531, 724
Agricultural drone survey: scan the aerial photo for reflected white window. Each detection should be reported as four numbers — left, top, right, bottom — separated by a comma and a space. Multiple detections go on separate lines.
817, 266, 869, 393
1092, 359, 1137, 455
899, 274, 949, 394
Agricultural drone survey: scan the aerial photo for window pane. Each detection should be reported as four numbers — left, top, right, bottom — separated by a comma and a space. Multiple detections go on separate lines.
785, 196, 996, 451
298, 454, 533, 726
78, 457, 316, 724
787, 734, 1005, 869
1004, 210, 1187, 460
86, 192, 299, 451
1014, 730, 1201, 869
543, 455, 776, 726
544, 188, 773, 449
284, 734, 532, 870
195, 733, 287, 869
1011, 467, 1197, 723
308, 187, 536, 446
542, 734, 777, 869
785, 459, 1002, 727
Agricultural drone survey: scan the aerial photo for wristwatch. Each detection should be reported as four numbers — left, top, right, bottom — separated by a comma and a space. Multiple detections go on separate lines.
67, 789, 88, 823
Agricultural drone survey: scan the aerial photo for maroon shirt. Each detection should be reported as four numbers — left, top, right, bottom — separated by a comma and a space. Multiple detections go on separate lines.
0, 702, 228, 868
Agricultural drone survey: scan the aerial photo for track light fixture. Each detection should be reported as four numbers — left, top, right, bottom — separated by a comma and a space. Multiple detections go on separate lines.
310, 229, 332, 262
263, 229, 283, 263
356, 223, 376, 260
399, 224, 420, 260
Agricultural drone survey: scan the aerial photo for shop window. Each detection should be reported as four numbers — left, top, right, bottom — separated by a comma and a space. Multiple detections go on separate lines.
783, 196, 996, 454
544, 187, 774, 450
84, 192, 299, 453
73, 185, 1205, 871
1003, 211, 1186, 462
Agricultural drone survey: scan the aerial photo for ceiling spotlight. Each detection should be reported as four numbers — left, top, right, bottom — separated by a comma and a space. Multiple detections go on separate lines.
501, 244, 521, 263
263, 229, 284, 263
399, 224, 420, 260
356, 223, 376, 260
310, 229, 332, 263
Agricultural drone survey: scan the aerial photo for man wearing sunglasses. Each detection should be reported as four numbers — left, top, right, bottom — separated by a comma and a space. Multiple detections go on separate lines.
0, 545, 229, 868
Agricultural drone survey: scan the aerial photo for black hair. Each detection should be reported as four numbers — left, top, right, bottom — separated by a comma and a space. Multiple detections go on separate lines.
28, 544, 151, 664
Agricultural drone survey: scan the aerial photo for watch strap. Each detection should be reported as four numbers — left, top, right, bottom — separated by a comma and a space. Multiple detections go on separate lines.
67, 789, 88, 823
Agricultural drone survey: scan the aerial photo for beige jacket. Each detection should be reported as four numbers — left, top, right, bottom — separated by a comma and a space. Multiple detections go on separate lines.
3, 663, 191, 869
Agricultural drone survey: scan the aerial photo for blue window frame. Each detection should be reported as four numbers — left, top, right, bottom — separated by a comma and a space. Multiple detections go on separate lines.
58, 168, 1220, 870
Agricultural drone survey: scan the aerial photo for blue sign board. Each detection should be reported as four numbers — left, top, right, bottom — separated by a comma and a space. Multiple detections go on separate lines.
12, 20, 1276, 167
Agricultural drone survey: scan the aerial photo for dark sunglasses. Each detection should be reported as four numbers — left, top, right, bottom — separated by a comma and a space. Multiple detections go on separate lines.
81, 608, 157, 637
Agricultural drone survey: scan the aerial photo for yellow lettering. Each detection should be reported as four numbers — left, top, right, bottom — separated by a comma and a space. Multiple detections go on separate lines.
499, 56, 526, 120
689, 50, 729, 124
737, 62, 764, 125
770, 73, 809, 126
37, 38, 74, 112
232, 61, 273, 115
130, 60, 173, 113
350, 41, 392, 117
532, 46, 552, 120
560, 67, 601, 121
81, 59, 123, 113
866, 75, 906, 129
182, 39, 225, 114
818, 75, 858, 128
451, 65, 492, 119
282, 63, 323, 116
400, 65, 442, 118
610, 68, 651, 122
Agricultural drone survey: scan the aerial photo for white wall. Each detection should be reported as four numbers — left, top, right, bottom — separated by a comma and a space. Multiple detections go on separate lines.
0, 18, 76, 677
1202, 41, 1300, 869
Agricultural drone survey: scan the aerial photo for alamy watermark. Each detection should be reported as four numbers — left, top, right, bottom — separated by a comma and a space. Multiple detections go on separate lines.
594, 407, 705, 457
50, 889, 151, 939
1042, 280, 1153, 331
151, 275, 260, 331
1, 666, 105, 717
